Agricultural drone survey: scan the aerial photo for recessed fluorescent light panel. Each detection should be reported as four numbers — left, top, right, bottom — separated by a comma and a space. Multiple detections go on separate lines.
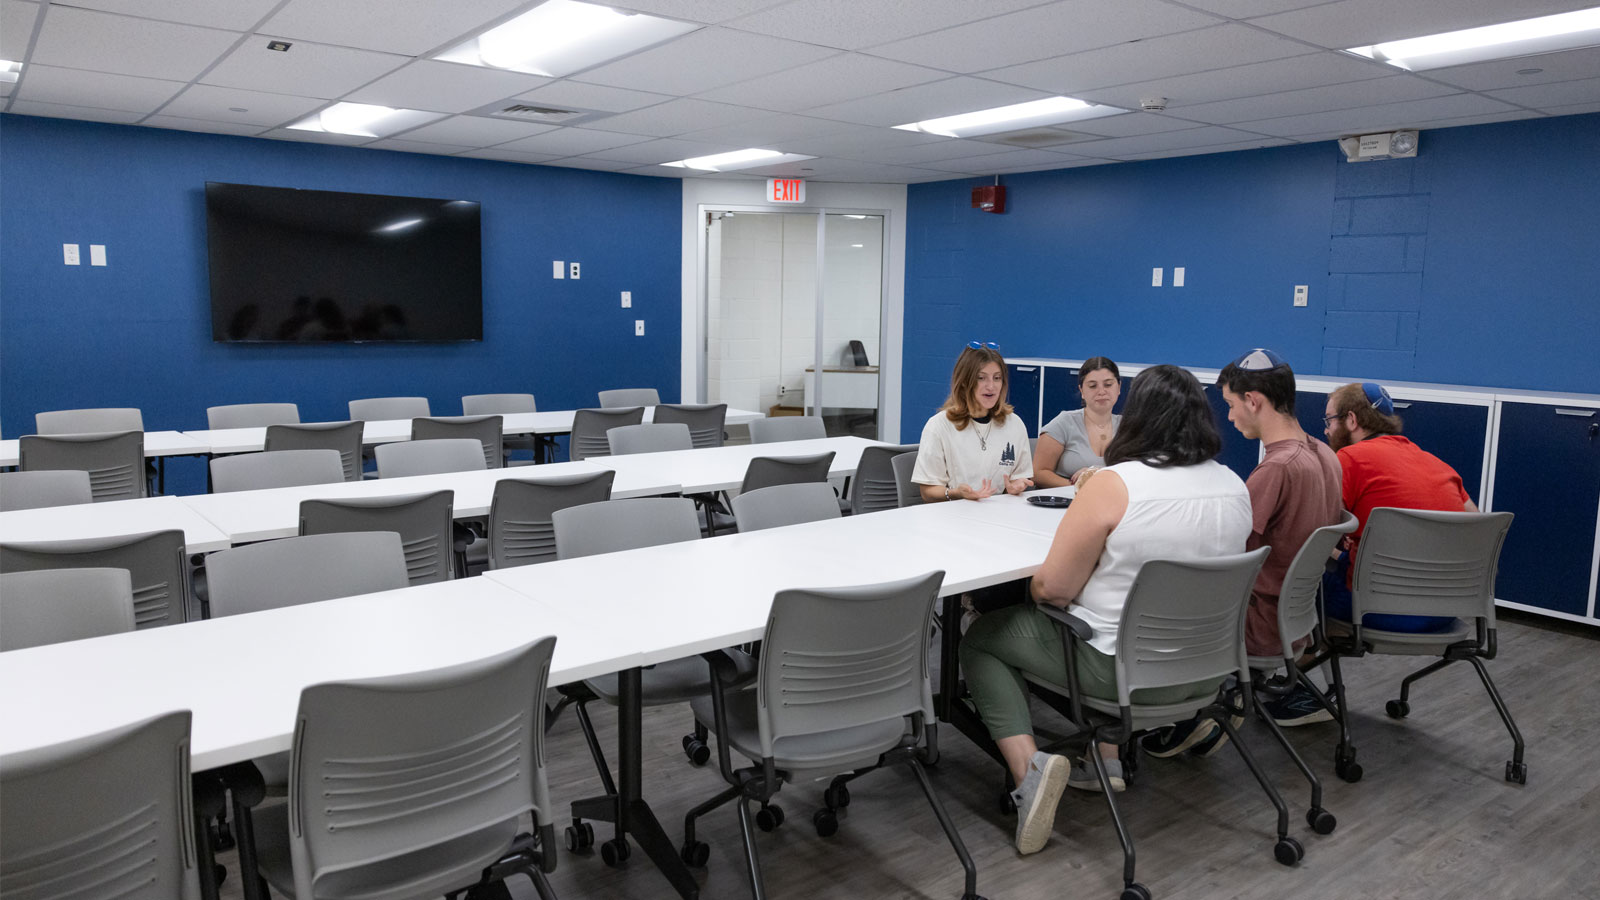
0, 59, 21, 84
437, 0, 698, 77
894, 96, 1124, 138
661, 148, 815, 172
1346, 7, 1600, 71
287, 102, 440, 138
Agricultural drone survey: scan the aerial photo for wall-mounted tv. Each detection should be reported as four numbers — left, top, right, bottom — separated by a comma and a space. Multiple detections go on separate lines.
205, 182, 482, 343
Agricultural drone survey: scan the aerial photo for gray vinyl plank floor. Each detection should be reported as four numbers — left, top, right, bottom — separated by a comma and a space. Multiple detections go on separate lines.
217, 613, 1598, 900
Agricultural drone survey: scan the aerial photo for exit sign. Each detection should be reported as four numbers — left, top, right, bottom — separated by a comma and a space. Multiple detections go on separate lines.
767, 178, 805, 203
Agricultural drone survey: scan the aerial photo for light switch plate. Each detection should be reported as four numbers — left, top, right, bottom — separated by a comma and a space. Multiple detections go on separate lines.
90, 244, 107, 266
553, 261, 564, 279
1173, 266, 1185, 287
1151, 267, 1163, 287
634, 320, 645, 336
63, 243, 80, 265
1293, 285, 1308, 307
621, 291, 631, 308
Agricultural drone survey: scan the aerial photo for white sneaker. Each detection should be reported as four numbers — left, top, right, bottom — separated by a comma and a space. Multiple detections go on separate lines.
1012, 752, 1069, 855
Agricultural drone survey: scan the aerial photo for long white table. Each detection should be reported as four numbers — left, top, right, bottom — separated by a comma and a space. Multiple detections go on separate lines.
0, 430, 211, 467
586, 435, 879, 494
0, 494, 231, 553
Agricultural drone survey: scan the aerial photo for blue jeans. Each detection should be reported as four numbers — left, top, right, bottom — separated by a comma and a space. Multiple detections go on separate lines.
1323, 558, 1453, 633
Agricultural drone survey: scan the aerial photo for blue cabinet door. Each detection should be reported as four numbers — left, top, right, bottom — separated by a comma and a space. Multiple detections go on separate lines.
1041, 366, 1081, 428
1296, 390, 1329, 443
1387, 400, 1489, 502
1490, 403, 1600, 616
1007, 364, 1040, 437
1206, 384, 1260, 481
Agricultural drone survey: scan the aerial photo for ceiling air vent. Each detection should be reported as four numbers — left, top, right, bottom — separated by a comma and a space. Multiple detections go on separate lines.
492, 104, 587, 123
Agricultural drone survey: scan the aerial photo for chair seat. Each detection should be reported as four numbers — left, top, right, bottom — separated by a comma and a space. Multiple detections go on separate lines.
689, 689, 908, 775
1346, 617, 1475, 655
584, 650, 756, 705
255, 800, 518, 900
1021, 672, 1219, 733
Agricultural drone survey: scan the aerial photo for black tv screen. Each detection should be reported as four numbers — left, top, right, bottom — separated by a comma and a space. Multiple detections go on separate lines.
205, 182, 482, 342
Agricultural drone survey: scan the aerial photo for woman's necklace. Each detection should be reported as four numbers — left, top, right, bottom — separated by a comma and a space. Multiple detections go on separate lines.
974, 420, 992, 451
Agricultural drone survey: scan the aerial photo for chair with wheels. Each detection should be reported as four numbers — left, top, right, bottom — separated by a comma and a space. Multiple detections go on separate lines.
35, 407, 144, 434
0, 470, 94, 511
849, 443, 918, 515
568, 407, 644, 461
210, 449, 345, 493
891, 451, 923, 507
206, 403, 300, 429
730, 482, 841, 532
2, 528, 191, 629
413, 415, 504, 469
598, 388, 659, 408
748, 415, 826, 444
706, 451, 836, 535
608, 422, 693, 456
19, 431, 146, 502
0, 568, 135, 650
464, 393, 548, 464
264, 421, 365, 482
487, 470, 615, 570
348, 396, 430, 421
682, 570, 985, 900
653, 403, 727, 449
300, 491, 456, 584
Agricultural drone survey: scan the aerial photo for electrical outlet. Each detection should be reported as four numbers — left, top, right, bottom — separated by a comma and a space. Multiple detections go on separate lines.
1173, 266, 1185, 287
634, 320, 645, 336
621, 291, 632, 308
90, 244, 107, 266
1151, 267, 1163, 287
1293, 285, 1309, 307
552, 260, 564, 279
63, 243, 80, 265
569, 261, 581, 279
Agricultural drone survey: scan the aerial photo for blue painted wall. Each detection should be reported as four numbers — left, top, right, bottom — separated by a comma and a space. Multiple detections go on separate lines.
1, 114, 682, 491
902, 113, 1600, 439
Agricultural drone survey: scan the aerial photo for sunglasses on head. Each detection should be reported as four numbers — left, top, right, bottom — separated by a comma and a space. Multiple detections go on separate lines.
966, 341, 999, 351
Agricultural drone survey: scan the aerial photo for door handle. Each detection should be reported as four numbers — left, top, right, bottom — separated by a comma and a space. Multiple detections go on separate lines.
1554, 408, 1595, 417
1390, 401, 1412, 409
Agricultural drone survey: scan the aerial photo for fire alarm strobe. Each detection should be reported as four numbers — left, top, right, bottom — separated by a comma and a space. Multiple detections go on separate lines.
971, 185, 1006, 214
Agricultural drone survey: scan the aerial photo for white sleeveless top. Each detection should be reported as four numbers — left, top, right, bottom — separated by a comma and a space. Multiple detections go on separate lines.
1072, 459, 1252, 656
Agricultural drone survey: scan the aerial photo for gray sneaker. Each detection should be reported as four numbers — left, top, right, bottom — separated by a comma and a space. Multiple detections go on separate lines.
1067, 756, 1126, 793
1011, 751, 1069, 855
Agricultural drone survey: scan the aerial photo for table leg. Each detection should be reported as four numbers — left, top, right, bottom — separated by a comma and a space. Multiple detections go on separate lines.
935, 595, 962, 722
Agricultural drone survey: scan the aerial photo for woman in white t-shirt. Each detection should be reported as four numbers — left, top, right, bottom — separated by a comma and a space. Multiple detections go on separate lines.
911, 342, 1034, 502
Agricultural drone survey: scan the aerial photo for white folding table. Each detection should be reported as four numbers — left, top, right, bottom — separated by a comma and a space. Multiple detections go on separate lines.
0, 494, 231, 553
585, 435, 881, 494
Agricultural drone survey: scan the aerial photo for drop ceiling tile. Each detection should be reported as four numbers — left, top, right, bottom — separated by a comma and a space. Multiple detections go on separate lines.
513, 81, 673, 113
1412, 109, 1547, 130
985, 23, 1312, 94
696, 54, 947, 112
767, 159, 951, 183
1074, 51, 1394, 111
259, 126, 375, 146
455, 147, 562, 163
865, 0, 1221, 74
984, 156, 1112, 173
2, 1, 40, 60
606, 0, 790, 25
802, 76, 1050, 127
203, 38, 408, 99
1069, 111, 1201, 137
585, 137, 733, 164
572, 28, 836, 96
535, 156, 644, 171
1235, 92, 1519, 136
1245, 0, 1595, 50
160, 84, 325, 126
391, 115, 559, 146
0, 81, 12, 98
585, 98, 776, 137
621, 164, 691, 178
1120, 136, 1296, 159
1066, 124, 1272, 156
831, 138, 991, 164
61, 0, 280, 31
1486, 76, 1600, 110
1425, 46, 1600, 93
346, 61, 549, 114
15, 65, 184, 113
6, 99, 145, 123
494, 127, 649, 155
142, 114, 271, 135
1544, 100, 1600, 116
31, 5, 241, 81
366, 137, 477, 155
1173, 0, 1328, 16
678, 114, 862, 147
1174, 74, 1457, 125
261, 0, 528, 56
725, 0, 1049, 51
916, 147, 1089, 173
781, 122, 950, 156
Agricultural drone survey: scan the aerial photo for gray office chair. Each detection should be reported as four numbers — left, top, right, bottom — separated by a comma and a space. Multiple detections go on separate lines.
0, 568, 135, 650
708, 451, 836, 535
487, 470, 615, 570
210, 449, 345, 493
300, 491, 456, 585
463, 392, 547, 464
748, 415, 826, 444
891, 451, 923, 507
249, 640, 559, 900
0, 710, 199, 899
598, 388, 659, 408
205, 531, 409, 618
1023, 548, 1295, 898
654, 403, 727, 449
35, 407, 144, 434
375, 438, 487, 478
413, 415, 504, 470
206, 403, 300, 429
850, 443, 918, 515
730, 482, 841, 532
1320, 508, 1523, 784
568, 407, 644, 461
348, 396, 430, 421
19, 431, 145, 502
264, 421, 365, 482
0, 469, 94, 511
2, 528, 191, 629
682, 571, 981, 900
608, 422, 692, 456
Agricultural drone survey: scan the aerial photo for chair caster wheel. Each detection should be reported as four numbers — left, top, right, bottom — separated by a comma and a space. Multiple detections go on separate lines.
813, 808, 839, 837
1120, 883, 1152, 900
1274, 836, 1304, 865
755, 804, 785, 832
1307, 807, 1337, 835
214, 863, 227, 886
680, 840, 710, 867
823, 784, 851, 810
1385, 699, 1409, 719
682, 737, 710, 766
1334, 748, 1362, 783
564, 820, 595, 852
600, 838, 631, 867
1506, 760, 1527, 784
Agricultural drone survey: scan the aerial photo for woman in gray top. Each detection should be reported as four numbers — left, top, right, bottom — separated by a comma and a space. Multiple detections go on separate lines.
1034, 357, 1122, 487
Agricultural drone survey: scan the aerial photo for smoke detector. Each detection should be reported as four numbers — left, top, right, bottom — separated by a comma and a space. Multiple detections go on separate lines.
1139, 97, 1169, 112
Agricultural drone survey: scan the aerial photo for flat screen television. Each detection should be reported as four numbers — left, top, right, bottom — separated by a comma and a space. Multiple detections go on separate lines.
205, 182, 482, 343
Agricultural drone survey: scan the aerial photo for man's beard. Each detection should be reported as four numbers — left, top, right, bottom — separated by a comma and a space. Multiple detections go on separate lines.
1327, 421, 1352, 451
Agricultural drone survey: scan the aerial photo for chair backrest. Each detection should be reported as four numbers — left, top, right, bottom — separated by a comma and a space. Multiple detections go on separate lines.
850, 443, 918, 515
598, 388, 659, 408
35, 407, 144, 435
18, 431, 146, 502
283, 639, 553, 900
264, 421, 365, 482
0, 710, 198, 900
1351, 508, 1515, 627
553, 498, 700, 559
488, 471, 615, 570
348, 396, 430, 421
0, 470, 94, 511
748, 415, 826, 444
756, 571, 944, 756
206, 403, 300, 429
375, 438, 487, 478
412, 415, 503, 469
739, 451, 835, 495
732, 483, 842, 532
1, 529, 191, 629
210, 449, 345, 493
891, 451, 922, 507
607, 422, 692, 456
462, 393, 536, 416
568, 407, 645, 461
652, 403, 727, 449
205, 532, 409, 617
1270, 511, 1360, 660
1113, 548, 1270, 706
300, 492, 454, 585
0, 568, 135, 650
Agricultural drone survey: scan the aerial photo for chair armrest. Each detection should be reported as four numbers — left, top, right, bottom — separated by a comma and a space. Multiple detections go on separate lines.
1036, 604, 1093, 642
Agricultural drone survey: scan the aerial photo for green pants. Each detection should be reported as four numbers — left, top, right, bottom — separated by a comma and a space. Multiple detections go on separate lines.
959, 603, 1225, 741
